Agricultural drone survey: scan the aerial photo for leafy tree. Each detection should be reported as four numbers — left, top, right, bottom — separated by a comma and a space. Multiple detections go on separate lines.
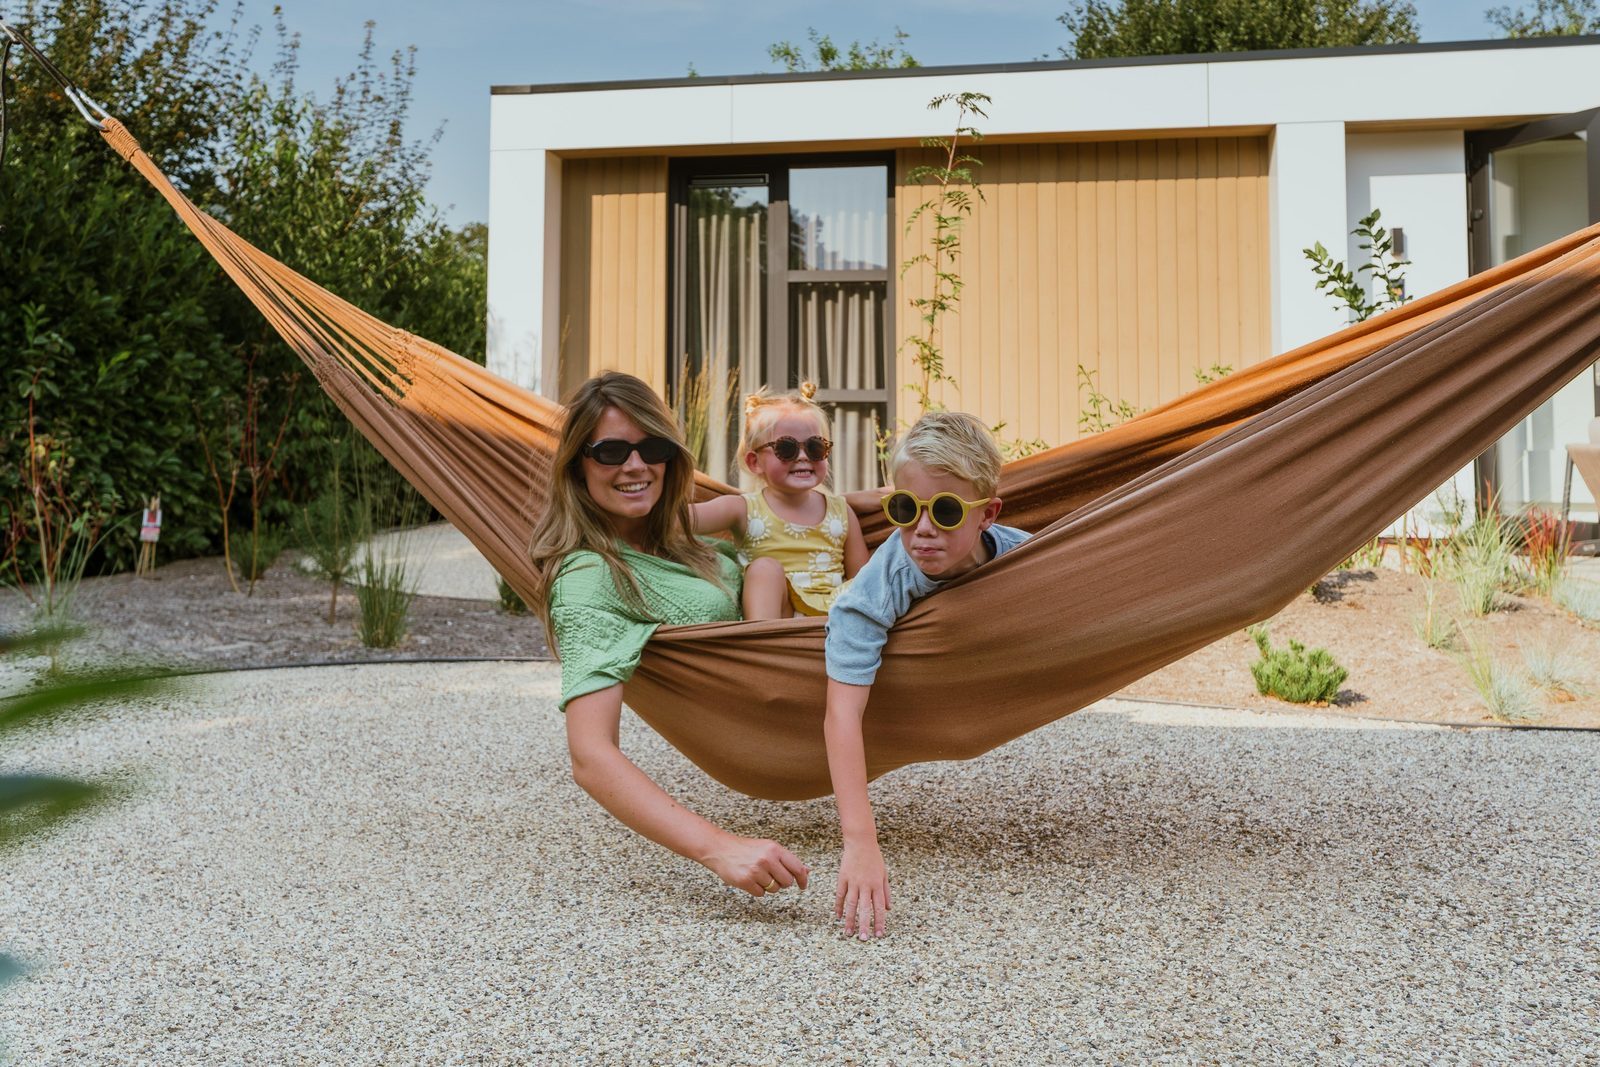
0, 1, 484, 577
768, 27, 918, 72
1486, 0, 1600, 35
1057, 0, 1419, 58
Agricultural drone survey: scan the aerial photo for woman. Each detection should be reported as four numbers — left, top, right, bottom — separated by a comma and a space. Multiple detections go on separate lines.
528, 371, 810, 897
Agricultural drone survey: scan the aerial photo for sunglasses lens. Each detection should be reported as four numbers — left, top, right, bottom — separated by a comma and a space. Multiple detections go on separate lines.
930, 496, 967, 529
885, 492, 920, 526
636, 437, 675, 464
766, 438, 797, 462
588, 440, 631, 465
804, 436, 831, 461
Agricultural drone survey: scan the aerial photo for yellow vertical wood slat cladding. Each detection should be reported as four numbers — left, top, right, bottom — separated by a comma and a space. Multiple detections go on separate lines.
1033, 144, 1058, 447
1195, 139, 1221, 376
998, 144, 1024, 438
557, 157, 668, 397
1053, 144, 1078, 447
1135, 140, 1160, 412
1215, 139, 1242, 368
1155, 141, 1179, 402
1075, 144, 1099, 444
559, 159, 592, 399
892, 136, 1269, 448
1175, 140, 1201, 389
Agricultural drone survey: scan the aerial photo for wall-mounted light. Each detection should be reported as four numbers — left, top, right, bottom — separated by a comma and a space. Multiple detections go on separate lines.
1390, 226, 1406, 258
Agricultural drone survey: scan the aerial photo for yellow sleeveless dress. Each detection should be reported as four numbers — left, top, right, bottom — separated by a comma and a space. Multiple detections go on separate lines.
738, 490, 852, 616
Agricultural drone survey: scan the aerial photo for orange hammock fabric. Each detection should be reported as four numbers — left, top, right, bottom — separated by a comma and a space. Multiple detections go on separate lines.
100, 120, 1600, 800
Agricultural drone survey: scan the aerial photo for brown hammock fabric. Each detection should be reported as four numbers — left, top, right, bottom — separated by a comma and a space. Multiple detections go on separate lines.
100, 120, 1600, 800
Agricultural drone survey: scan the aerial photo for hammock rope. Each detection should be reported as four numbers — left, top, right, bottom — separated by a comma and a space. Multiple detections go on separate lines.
10, 22, 1597, 799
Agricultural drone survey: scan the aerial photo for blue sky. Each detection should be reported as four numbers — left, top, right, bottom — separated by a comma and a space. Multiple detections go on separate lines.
221, 0, 1506, 228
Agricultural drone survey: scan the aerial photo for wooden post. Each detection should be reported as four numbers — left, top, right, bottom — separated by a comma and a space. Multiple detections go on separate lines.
136, 495, 161, 576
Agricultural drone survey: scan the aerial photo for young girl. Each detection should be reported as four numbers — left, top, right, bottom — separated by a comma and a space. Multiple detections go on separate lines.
694, 384, 869, 620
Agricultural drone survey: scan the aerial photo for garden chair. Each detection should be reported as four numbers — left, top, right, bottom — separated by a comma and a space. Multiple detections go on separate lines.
1562, 416, 1600, 554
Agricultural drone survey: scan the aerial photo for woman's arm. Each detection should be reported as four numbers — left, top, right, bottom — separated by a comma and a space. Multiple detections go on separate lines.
691, 495, 747, 536
841, 507, 870, 579
824, 678, 890, 939
566, 683, 808, 896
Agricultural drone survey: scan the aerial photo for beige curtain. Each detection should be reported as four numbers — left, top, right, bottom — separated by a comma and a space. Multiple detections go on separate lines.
692, 201, 762, 482
791, 282, 885, 491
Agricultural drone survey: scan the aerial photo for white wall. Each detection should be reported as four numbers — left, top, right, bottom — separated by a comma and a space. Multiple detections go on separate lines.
1270, 122, 1350, 354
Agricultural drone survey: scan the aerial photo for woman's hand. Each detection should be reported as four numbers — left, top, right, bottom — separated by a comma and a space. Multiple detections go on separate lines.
835, 839, 890, 939
702, 834, 810, 897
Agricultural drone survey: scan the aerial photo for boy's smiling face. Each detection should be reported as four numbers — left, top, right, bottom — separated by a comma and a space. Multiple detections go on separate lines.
893, 459, 1003, 580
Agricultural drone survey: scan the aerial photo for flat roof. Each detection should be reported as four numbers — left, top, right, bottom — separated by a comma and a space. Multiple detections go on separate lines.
492, 34, 1600, 96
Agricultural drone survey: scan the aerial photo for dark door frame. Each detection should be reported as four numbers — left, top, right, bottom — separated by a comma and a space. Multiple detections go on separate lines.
1465, 106, 1600, 518
666, 152, 897, 417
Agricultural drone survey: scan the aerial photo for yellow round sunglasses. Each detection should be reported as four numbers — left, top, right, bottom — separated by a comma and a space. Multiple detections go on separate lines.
881, 490, 991, 531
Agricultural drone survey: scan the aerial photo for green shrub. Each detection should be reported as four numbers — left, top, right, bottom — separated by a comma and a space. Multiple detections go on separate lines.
298, 475, 361, 623
1248, 625, 1348, 705
236, 526, 287, 587
1459, 633, 1537, 723
1521, 642, 1588, 701
355, 556, 415, 649
1554, 578, 1600, 627
497, 576, 530, 616
1412, 584, 1460, 651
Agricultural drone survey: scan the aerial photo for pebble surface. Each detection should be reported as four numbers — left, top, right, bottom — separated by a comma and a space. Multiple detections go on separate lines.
2, 663, 1596, 1064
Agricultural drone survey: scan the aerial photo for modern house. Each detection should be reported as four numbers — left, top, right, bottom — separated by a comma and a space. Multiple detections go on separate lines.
486, 36, 1600, 524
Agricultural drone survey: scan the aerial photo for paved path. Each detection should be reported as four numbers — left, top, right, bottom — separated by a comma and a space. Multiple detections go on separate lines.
3, 663, 1595, 1063
357, 523, 500, 602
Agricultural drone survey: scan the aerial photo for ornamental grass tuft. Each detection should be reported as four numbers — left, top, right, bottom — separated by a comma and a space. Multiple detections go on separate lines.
1248, 625, 1348, 705
355, 555, 415, 649
1458, 632, 1538, 723
1554, 578, 1600, 627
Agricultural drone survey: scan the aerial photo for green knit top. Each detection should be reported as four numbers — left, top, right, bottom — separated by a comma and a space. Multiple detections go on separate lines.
549, 540, 743, 709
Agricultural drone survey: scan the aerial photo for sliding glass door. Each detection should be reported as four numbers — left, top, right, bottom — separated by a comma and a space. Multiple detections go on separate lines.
671, 156, 894, 492
1468, 108, 1600, 522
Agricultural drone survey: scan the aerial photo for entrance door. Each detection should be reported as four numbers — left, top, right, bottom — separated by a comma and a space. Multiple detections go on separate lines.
671, 155, 893, 492
1467, 108, 1600, 525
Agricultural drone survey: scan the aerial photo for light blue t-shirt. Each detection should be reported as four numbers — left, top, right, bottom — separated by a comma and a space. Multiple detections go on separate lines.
824, 523, 1030, 686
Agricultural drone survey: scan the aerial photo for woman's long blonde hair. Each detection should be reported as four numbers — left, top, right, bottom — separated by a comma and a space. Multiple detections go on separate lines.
527, 372, 725, 644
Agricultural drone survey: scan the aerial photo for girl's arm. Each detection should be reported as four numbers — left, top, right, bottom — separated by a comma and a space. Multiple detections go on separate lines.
824, 678, 890, 939
567, 683, 808, 896
691, 494, 747, 536
841, 507, 870, 579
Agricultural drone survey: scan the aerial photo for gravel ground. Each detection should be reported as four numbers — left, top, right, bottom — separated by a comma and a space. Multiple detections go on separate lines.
3, 662, 1597, 1063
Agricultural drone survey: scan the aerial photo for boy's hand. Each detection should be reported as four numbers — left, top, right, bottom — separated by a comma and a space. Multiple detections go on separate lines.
835, 840, 891, 939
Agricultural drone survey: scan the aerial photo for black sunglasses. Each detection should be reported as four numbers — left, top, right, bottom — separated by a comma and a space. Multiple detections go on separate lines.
582, 437, 676, 466
755, 435, 832, 463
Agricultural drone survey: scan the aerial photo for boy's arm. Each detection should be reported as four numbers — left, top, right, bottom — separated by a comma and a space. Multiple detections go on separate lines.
690, 494, 746, 536
825, 678, 889, 939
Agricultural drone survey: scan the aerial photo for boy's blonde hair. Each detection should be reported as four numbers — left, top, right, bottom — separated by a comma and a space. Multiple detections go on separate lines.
890, 411, 1003, 499
738, 382, 832, 457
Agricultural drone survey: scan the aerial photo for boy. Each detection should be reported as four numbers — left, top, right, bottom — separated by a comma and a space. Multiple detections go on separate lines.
824, 412, 1030, 940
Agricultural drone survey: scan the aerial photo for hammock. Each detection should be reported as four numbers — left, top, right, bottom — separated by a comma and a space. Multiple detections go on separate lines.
97, 119, 1600, 800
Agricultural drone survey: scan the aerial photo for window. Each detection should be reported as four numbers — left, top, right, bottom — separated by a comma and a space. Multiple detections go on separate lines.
671, 155, 894, 492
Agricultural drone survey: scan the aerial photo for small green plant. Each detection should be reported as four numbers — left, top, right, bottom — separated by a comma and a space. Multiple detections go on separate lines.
1446, 509, 1518, 616
497, 575, 530, 616
1338, 536, 1386, 571
1412, 584, 1460, 651
669, 357, 739, 472
1076, 365, 1140, 434
1553, 578, 1600, 626
1521, 641, 1588, 701
237, 525, 286, 588
1458, 631, 1538, 722
1304, 208, 1411, 323
1, 628, 174, 985
901, 91, 990, 414
1515, 507, 1571, 597
1248, 625, 1349, 705
298, 457, 361, 624
1193, 362, 1233, 386
354, 555, 415, 648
